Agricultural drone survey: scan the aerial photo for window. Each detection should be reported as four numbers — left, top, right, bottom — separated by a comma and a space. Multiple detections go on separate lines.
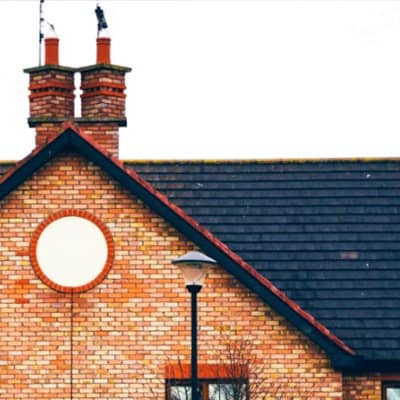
165, 364, 249, 400
166, 379, 248, 400
383, 382, 400, 400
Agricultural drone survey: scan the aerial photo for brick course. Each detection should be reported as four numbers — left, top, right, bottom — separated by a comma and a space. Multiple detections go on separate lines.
76, 122, 120, 157
0, 153, 343, 399
80, 68, 127, 119
344, 374, 382, 400
28, 70, 75, 120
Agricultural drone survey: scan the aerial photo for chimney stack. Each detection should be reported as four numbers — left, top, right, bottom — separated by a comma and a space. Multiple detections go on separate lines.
25, 36, 131, 157
24, 37, 75, 146
77, 37, 131, 156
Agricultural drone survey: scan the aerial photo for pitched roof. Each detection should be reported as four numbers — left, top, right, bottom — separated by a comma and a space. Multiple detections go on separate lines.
127, 159, 400, 371
0, 126, 355, 370
0, 162, 12, 175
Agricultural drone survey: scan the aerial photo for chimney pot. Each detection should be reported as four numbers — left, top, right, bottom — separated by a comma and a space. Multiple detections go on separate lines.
96, 37, 111, 64
45, 37, 59, 65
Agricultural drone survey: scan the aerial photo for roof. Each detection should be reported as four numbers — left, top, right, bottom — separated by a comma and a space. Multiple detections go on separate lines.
0, 125, 355, 371
0, 162, 13, 175
127, 159, 400, 371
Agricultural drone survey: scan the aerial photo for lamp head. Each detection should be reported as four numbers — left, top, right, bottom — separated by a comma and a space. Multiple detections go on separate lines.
172, 251, 217, 287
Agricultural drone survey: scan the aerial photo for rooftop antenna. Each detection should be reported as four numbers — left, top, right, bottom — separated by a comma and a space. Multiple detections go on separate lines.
39, 0, 57, 66
95, 2, 108, 37
39, 0, 44, 65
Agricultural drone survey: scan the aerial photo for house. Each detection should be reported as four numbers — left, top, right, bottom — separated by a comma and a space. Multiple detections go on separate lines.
0, 33, 399, 400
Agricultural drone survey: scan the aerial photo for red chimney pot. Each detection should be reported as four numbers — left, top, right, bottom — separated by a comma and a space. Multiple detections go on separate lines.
45, 37, 59, 65
96, 37, 111, 64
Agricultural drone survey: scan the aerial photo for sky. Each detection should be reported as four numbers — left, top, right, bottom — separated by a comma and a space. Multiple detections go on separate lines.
1, 0, 400, 160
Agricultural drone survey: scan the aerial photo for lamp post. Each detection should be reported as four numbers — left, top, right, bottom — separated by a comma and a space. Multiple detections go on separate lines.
172, 251, 217, 400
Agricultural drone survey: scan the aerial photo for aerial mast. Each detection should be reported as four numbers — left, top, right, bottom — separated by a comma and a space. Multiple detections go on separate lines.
39, 0, 44, 65
39, 0, 56, 65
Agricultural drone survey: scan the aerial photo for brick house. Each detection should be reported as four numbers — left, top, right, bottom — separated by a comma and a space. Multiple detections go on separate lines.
0, 35, 399, 399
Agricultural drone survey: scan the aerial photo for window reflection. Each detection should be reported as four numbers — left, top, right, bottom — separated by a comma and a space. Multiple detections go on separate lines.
387, 388, 400, 400
168, 381, 247, 400
209, 383, 247, 400
171, 386, 191, 400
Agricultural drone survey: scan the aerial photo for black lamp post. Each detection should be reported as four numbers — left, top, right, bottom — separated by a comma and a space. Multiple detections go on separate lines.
172, 251, 217, 400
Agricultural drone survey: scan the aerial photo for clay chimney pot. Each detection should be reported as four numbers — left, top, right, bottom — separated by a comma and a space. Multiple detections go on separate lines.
96, 37, 111, 64
45, 37, 59, 65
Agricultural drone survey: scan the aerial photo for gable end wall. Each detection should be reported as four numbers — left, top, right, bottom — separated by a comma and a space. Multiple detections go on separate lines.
0, 153, 344, 398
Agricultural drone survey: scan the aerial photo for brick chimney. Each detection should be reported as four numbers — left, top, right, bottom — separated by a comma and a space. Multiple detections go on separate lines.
24, 37, 75, 146
76, 37, 131, 157
25, 36, 131, 157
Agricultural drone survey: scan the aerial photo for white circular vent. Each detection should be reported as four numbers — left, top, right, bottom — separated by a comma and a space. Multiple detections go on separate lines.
31, 211, 114, 293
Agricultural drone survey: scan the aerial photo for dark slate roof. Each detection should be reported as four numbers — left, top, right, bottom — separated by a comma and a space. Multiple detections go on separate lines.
127, 159, 400, 366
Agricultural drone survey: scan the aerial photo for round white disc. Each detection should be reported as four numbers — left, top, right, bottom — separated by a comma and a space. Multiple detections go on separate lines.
36, 216, 108, 288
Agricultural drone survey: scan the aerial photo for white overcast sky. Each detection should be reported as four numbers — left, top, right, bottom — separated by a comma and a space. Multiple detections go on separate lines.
1, 0, 400, 160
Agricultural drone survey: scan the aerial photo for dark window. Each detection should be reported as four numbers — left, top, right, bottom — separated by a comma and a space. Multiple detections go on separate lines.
166, 379, 248, 400
383, 382, 400, 400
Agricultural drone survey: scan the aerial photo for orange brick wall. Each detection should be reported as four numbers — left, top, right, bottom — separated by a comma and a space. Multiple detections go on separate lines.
34, 123, 66, 146
77, 122, 120, 157
343, 374, 382, 400
0, 153, 344, 399
35, 122, 120, 156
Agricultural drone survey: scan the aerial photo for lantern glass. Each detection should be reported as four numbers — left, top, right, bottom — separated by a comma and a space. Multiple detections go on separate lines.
179, 263, 209, 286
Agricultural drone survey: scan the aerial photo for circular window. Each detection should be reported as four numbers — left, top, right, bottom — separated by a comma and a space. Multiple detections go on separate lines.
30, 210, 114, 293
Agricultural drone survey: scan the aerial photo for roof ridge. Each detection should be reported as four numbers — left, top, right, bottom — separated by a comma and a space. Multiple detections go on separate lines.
124, 157, 400, 165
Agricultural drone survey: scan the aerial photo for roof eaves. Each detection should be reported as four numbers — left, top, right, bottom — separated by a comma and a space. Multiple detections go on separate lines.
334, 356, 400, 373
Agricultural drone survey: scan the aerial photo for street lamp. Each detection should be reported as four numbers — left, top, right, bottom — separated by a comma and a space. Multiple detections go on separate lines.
172, 251, 217, 400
